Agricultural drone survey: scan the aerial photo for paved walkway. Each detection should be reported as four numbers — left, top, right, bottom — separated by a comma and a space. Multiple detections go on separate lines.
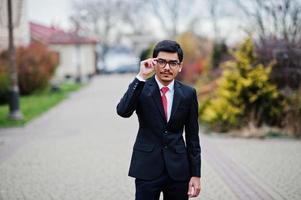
0, 75, 300, 200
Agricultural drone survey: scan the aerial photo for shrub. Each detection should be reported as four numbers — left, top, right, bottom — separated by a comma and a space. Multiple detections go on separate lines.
282, 87, 301, 137
200, 37, 284, 132
176, 32, 209, 84
210, 40, 229, 69
0, 42, 58, 97
17, 42, 58, 95
255, 38, 301, 90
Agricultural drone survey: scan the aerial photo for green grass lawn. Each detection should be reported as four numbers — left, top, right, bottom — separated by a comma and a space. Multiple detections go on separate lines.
0, 83, 82, 127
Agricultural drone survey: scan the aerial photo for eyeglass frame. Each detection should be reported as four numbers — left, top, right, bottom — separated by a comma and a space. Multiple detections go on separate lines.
154, 58, 181, 69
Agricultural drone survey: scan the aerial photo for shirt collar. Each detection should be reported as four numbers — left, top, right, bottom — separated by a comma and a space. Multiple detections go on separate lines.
155, 75, 174, 92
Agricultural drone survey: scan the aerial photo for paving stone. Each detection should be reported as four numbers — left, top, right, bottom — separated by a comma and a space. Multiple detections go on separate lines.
0, 75, 300, 200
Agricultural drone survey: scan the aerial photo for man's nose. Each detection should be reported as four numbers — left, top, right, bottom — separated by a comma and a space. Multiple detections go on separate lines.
163, 63, 172, 70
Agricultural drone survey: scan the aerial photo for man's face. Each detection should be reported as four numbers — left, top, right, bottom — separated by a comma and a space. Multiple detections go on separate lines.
154, 51, 182, 85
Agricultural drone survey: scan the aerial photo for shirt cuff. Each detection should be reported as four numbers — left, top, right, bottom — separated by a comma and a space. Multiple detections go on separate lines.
136, 74, 146, 82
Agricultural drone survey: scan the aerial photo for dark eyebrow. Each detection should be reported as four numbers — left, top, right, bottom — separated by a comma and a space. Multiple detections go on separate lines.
157, 58, 179, 62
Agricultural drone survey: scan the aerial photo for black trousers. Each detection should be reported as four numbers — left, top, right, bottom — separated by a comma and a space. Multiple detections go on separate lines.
135, 170, 189, 200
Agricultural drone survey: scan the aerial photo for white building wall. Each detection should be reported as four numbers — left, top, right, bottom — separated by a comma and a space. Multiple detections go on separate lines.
79, 44, 96, 75
50, 44, 96, 81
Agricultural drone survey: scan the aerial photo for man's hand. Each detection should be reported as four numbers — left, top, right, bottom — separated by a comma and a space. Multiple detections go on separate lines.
188, 176, 201, 198
138, 58, 156, 80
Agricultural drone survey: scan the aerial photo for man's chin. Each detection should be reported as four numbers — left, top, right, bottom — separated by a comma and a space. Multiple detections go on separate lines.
161, 76, 173, 82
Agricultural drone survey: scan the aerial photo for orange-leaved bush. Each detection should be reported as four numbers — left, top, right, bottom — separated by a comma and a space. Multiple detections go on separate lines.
176, 32, 210, 84
0, 42, 59, 96
16, 42, 58, 95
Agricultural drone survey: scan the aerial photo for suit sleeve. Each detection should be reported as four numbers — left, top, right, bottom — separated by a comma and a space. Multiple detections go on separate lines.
116, 78, 145, 118
185, 88, 201, 177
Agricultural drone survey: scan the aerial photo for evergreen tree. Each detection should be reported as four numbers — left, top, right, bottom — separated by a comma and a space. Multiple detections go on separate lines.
201, 37, 283, 132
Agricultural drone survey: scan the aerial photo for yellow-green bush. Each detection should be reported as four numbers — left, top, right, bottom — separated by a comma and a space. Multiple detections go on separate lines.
200, 37, 283, 132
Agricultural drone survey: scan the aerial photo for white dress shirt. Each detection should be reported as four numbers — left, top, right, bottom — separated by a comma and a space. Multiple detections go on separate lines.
155, 76, 174, 122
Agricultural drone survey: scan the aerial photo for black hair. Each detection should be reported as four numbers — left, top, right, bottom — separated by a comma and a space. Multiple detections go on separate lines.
152, 40, 184, 62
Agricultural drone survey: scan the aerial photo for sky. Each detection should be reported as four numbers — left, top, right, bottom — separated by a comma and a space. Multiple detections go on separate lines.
26, 0, 246, 45
27, 0, 74, 29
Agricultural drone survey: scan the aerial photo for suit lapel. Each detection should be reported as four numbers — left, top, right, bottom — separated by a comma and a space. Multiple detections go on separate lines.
168, 80, 183, 125
147, 77, 166, 122
146, 77, 184, 124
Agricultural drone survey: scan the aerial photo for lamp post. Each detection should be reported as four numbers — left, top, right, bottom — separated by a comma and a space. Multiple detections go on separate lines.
7, 0, 23, 120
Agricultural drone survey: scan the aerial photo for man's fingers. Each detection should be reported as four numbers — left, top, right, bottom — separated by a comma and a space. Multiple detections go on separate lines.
187, 177, 201, 197
194, 186, 201, 197
188, 183, 195, 197
189, 184, 201, 197
152, 58, 157, 65
142, 59, 155, 68
142, 60, 150, 68
192, 186, 197, 197
139, 58, 155, 80
191, 184, 201, 197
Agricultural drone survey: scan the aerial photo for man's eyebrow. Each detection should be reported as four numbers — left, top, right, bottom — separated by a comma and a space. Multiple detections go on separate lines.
157, 58, 179, 62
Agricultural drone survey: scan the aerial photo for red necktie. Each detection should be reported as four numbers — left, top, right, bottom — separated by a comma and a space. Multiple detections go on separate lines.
161, 87, 169, 120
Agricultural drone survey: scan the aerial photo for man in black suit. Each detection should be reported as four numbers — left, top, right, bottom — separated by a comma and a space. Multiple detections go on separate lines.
117, 40, 201, 200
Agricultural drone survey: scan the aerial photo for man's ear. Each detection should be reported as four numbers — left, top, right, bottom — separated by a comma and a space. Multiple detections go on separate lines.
179, 64, 182, 72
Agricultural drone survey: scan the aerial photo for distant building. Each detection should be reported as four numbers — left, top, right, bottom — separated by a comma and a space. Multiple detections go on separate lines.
30, 22, 98, 81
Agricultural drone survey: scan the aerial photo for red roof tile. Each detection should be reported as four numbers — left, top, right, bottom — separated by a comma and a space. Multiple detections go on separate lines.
30, 22, 98, 45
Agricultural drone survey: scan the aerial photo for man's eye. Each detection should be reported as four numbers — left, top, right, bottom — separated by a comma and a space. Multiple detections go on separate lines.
158, 60, 166, 64
170, 62, 177, 66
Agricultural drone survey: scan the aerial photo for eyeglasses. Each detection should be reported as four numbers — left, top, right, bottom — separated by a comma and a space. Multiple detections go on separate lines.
155, 58, 180, 69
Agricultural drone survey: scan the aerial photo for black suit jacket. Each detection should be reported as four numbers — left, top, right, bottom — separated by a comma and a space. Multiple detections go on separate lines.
117, 76, 201, 181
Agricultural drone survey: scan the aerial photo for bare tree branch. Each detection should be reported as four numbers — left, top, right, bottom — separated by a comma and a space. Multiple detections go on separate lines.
230, 0, 301, 44
147, 0, 198, 37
